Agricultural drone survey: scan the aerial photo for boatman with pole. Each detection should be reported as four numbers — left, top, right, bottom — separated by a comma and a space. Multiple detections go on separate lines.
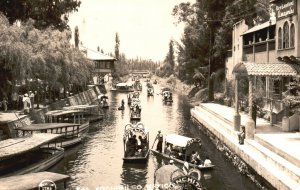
155, 131, 163, 153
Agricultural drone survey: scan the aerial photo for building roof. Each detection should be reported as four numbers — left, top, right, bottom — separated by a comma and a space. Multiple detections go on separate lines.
86, 49, 116, 61
243, 21, 275, 35
233, 62, 300, 76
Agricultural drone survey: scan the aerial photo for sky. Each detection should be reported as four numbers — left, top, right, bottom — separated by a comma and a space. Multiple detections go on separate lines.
68, 0, 194, 62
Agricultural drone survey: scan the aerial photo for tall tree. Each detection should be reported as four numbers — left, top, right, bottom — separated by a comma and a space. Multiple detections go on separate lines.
173, 0, 269, 100
115, 32, 120, 60
166, 39, 175, 71
74, 26, 79, 48
0, 0, 81, 30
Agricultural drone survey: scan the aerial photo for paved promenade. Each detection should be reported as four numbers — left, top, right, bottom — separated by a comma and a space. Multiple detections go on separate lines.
191, 103, 300, 190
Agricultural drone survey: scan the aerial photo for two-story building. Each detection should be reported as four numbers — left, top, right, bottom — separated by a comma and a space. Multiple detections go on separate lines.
226, 0, 300, 131
87, 50, 116, 85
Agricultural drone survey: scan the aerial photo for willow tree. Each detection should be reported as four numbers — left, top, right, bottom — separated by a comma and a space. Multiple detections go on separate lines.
0, 0, 81, 30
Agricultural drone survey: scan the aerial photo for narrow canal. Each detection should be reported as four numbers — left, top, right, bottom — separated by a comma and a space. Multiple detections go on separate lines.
50, 81, 258, 190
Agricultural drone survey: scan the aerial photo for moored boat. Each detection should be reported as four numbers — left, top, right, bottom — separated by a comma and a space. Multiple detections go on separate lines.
151, 134, 214, 171
0, 133, 64, 177
111, 82, 134, 92
32, 109, 90, 148
0, 171, 70, 190
17, 122, 88, 148
123, 122, 149, 163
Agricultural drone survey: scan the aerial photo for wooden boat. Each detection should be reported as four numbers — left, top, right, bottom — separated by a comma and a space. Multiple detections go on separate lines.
130, 99, 141, 121
123, 122, 149, 163
98, 94, 109, 108
111, 82, 134, 92
33, 110, 90, 148
0, 133, 64, 177
17, 122, 88, 148
63, 104, 104, 122
161, 87, 173, 102
151, 134, 214, 171
147, 86, 154, 96
134, 81, 143, 91
0, 171, 69, 190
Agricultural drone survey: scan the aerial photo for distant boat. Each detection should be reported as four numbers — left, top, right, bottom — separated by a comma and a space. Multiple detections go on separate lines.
123, 122, 149, 163
161, 87, 173, 103
111, 82, 134, 92
130, 98, 141, 121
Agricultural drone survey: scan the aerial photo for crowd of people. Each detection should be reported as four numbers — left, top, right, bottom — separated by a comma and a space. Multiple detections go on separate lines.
125, 134, 147, 157
0, 91, 35, 114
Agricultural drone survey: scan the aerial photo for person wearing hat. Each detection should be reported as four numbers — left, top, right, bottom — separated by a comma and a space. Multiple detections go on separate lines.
169, 160, 174, 165
155, 131, 163, 153
22, 93, 31, 114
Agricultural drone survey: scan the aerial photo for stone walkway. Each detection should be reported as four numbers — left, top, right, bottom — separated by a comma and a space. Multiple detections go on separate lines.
200, 103, 300, 163
192, 103, 300, 190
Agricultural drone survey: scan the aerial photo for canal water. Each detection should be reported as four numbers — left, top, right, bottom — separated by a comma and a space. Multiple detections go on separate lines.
50, 81, 258, 190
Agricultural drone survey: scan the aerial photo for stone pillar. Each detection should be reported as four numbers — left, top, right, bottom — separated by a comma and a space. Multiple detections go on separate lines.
282, 116, 290, 132
234, 76, 241, 131
246, 76, 255, 139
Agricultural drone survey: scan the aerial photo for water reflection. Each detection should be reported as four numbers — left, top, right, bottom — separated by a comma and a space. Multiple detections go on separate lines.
121, 163, 148, 188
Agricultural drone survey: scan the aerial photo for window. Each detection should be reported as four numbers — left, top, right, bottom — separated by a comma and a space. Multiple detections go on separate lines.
278, 27, 282, 49
290, 24, 295, 48
283, 22, 289, 48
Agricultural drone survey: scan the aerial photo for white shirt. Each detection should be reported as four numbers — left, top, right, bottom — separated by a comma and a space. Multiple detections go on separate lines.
204, 159, 212, 166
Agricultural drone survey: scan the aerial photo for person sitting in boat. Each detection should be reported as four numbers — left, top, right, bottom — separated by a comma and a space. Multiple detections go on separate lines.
203, 156, 212, 167
163, 92, 168, 100
126, 135, 138, 156
137, 136, 147, 151
165, 144, 173, 156
155, 131, 163, 153
191, 151, 202, 165
177, 149, 185, 161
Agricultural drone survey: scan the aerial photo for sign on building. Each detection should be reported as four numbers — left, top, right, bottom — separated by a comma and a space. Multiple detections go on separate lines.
275, 0, 297, 20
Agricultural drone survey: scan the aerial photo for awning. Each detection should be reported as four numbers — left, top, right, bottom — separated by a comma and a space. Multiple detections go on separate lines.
243, 21, 275, 35
165, 134, 192, 147
233, 62, 300, 76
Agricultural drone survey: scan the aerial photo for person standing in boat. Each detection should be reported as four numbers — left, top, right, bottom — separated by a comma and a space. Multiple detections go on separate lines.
155, 131, 163, 153
182, 162, 189, 175
191, 151, 202, 165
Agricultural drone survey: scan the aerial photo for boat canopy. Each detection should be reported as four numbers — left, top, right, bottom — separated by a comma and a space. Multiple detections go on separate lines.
123, 122, 148, 140
165, 134, 192, 147
162, 87, 171, 92
0, 133, 61, 160
18, 123, 80, 131
116, 82, 133, 87
0, 172, 69, 190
